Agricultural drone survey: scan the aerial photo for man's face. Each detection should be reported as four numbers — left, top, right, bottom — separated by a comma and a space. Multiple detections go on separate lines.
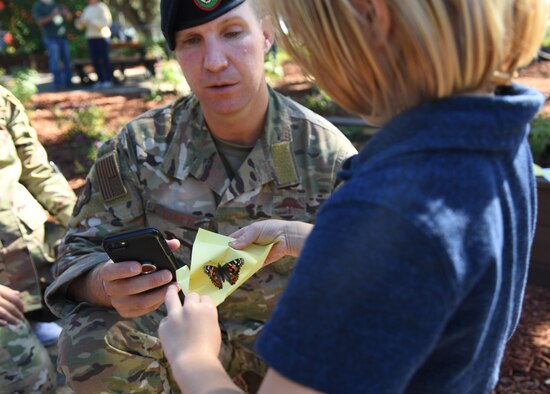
174, 2, 271, 118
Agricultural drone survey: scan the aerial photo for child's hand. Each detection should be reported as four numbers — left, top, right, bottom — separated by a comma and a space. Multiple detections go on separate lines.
159, 287, 221, 366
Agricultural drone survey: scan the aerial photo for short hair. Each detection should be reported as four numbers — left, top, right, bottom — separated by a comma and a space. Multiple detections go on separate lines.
269, 0, 548, 123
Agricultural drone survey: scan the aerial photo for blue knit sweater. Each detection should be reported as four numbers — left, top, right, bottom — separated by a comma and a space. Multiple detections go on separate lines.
257, 84, 544, 394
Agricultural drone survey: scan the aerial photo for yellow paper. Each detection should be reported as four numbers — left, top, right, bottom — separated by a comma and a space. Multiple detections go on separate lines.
534, 163, 544, 177
176, 228, 273, 306
534, 163, 550, 182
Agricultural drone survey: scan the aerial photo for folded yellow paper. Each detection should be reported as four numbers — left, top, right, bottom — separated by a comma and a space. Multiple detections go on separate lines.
176, 228, 273, 306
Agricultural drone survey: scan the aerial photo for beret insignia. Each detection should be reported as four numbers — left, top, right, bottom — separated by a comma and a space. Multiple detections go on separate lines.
193, 0, 222, 11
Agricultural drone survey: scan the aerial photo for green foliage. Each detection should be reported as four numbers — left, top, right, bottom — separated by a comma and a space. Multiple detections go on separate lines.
146, 59, 189, 102
0, 0, 164, 55
529, 116, 550, 163
264, 51, 283, 83
264, 47, 290, 84
159, 60, 186, 87
1, 1, 41, 54
69, 34, 89, 60
542, 21, 550, 48
304, 87, 339, 116
0, 67, 38, 104
0, 0, 87, 55
339, 125, 376, 147
65, 105, 113, 175
144, 39, 168, 60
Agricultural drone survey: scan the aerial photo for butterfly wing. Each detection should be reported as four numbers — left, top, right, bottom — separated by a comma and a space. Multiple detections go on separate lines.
221, 258, 244, 285
203, 265, 223, 289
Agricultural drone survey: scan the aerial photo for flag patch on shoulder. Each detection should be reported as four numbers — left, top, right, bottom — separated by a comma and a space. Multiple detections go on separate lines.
96, 153, 128, 202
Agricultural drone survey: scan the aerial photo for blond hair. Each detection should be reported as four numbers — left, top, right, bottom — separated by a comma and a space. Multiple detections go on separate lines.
269, 0, 548, 123
249, 0, 268, 19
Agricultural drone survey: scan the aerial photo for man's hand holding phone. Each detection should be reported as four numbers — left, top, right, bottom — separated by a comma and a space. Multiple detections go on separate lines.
97, 240, 179, 318
67, 227, 181, 318
87, 228, 181, 318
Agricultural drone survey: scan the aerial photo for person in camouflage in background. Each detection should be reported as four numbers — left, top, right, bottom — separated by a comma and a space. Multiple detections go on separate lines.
44, 0, 357, 392
0, 85, 77, 393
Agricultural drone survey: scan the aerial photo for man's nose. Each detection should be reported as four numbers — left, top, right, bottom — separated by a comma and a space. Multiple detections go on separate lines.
203, 38, 229, 72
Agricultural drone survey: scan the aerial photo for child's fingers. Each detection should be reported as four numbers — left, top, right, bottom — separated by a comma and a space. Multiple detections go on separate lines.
166, 239, 181, 251
199, 294, 214, 307
164, 284, 182, 314
184, 292, 200, 304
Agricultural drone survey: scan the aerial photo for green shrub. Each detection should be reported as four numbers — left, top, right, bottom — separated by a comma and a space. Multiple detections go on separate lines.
65, 105, 113, 175
264, 48, 290, 85
541, 21, 550, 48
264, 51, 283, 84
304, 87, 339, 116
339, 125, 377, 148
146, 59, 189, 101
70, 35, 90, 60
144, 40, 168, 59
0, 0, 87, 55
0, 67, 38, 104
529, 116, 550, 164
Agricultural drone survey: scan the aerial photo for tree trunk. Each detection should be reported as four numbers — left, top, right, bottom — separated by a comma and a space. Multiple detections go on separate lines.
107, 0, 159, 40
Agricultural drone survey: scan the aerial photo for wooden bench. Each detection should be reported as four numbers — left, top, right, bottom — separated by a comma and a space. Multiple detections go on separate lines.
73, 41, 160, 84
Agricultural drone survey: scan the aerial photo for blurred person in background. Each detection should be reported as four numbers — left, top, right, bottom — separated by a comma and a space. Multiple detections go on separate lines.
75, 0, 114, 89
32, 0, 73, 90
0, 85, 76, 393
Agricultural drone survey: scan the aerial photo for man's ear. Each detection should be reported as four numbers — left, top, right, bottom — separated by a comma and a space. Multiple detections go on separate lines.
260, 15, 275, 55
353, 0, 391, 46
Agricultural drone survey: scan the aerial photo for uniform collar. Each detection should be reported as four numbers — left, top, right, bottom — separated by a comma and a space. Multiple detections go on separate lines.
161, 86, 300, 199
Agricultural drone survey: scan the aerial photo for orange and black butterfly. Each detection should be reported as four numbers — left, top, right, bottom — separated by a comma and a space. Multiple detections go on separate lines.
203, 258, 245, 289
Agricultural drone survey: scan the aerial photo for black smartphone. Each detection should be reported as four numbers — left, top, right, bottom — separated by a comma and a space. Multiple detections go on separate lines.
102, 227, 178, 278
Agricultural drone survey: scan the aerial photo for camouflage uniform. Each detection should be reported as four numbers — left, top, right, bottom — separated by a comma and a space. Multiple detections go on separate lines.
45, 86, 357, 393
0, 320, 56, 394
0, 85, 76, 393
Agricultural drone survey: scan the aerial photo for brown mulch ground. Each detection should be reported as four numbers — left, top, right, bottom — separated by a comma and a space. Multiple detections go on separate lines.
30, 90, 177, 191
517, 60, 550, 118
27, 61, 550, 393
495, 285, 550, 394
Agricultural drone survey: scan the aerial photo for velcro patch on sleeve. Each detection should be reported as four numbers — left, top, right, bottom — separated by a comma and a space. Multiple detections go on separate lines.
271, 141, 299, 187
96, 153, 128, 202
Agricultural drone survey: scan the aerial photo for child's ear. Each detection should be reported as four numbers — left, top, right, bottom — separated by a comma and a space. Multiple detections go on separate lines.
353, 0, 391, 46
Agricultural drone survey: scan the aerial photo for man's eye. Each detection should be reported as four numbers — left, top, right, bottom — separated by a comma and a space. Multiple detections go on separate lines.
225, 31, 242, 39
180, 36, 200, 46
